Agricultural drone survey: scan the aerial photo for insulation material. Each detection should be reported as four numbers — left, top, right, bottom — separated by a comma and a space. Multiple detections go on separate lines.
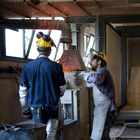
127, 67, 140, 106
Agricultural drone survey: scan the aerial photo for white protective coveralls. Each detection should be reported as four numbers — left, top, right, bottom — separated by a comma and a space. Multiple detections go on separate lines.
91, 83, 111, 140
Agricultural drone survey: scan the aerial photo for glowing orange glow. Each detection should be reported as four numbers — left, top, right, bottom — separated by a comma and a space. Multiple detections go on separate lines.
59, 49, 86, 72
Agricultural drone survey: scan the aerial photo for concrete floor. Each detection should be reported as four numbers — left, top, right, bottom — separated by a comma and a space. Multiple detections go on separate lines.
17, 120, 125, 140
17, 119, 127, 140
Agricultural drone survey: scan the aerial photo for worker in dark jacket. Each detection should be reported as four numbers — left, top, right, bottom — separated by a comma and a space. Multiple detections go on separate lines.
87, 52, 116, 140
19, 32, 66, 139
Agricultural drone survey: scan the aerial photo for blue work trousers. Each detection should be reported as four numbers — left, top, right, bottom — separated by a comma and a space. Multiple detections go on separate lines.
31, 107, 58, 124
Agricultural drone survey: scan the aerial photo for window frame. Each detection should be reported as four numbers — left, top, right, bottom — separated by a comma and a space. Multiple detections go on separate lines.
0, 28, 63, 63
85, 34, 95, 56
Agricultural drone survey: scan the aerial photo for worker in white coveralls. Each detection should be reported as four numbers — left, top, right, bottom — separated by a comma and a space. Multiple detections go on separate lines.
19, 32, 66, 139
87, 52, 117, 140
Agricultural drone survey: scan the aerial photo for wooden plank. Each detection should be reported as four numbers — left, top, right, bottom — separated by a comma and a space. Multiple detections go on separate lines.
120, 105, 140, 113
116, 126, 127, 139
120, 105, 133, 112
121, 136, 140, 138
131, 106, 140, 111
126, 123, 140, 128
121, 127, 140, 138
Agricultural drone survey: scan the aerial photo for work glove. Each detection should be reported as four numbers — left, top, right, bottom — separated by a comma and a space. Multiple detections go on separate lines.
76, 70, 92, 81
19, 85, 32, 119
21, 105, 32, 119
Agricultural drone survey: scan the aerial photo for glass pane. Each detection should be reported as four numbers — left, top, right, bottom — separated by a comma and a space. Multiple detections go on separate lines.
84, 35, 87, 53
54, 17, 65, 21
55, 43, 63, 62
25, 29, 33, 55
50, 30, 61, 47
86, 35, 95, 56
49, 30, 61, 60
28, 29, 49, 59
5, 29, 23, 58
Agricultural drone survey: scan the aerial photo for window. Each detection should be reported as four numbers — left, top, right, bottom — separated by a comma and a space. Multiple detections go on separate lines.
28, 29, 49, 59
83, 34, 95, 68
85, 34, 95, 56
55, 43, 64, 62
5, 29, 63, 61
84, 33, 89, 54
4, 17, 65, 61
49, 30, 61, 60
5, 29, 24, 58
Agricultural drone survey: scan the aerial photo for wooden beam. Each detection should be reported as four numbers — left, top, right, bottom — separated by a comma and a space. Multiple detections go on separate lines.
87, 7, 140, 16
0, 3, 30, 18
106, 15, 140, 23
0, 24, 18, 31
67, 16, 96, 24
127, 0, 140, 4
125, 0, 129, 9
116, 26, 140, 32
93, 0, 101, 9
73, 0, 92, 16
27, 1, 51, 17
0, 0, 30, 2
47, 3, 68, 17
116, 126, 127, 139
0, 19, 71, 30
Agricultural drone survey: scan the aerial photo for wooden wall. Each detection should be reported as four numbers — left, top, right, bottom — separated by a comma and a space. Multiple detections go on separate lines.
0, 61, 26, 126
106, 25, 121, 107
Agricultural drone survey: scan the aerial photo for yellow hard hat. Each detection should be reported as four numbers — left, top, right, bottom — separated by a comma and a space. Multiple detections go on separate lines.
94, 52, 107, 64
36, 34, 54, 49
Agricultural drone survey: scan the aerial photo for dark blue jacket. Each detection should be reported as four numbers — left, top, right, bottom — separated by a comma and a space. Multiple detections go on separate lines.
20, 55, 66, 107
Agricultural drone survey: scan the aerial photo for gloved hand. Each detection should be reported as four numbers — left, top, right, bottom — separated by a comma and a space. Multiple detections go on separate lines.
19, 85, 32, 119
77, 71, 92, 80
75, 71, 86, 86
78, 71, 86, 79
21, 105, 32, 119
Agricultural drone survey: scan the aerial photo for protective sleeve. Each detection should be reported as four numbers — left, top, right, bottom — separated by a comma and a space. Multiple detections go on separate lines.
59, 84, 67, 97
87, 69, 106, 84
19, 85, 28, 106
19, 85, 32, 119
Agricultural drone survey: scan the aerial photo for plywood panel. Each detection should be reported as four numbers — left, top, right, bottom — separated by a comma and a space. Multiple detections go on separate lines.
0, 61, 26, 126
106, 25, 121, 107
126, 67, 140, 106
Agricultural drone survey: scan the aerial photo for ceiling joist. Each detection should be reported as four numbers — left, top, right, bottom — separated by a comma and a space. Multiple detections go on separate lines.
27, 1, 51, 17
125, 0, 129, 9
47, 3, 68, 17
93, 0, 101, 9
0, 0, 29, 2
0, 3, 30, 18
74, 0, 92, 16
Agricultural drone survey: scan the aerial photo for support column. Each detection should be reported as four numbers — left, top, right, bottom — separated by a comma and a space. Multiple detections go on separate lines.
95, 14, 106, 53
121, 29, 127, 107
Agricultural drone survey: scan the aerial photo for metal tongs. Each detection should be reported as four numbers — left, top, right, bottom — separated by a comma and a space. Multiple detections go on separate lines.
1, 122, 21, 132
